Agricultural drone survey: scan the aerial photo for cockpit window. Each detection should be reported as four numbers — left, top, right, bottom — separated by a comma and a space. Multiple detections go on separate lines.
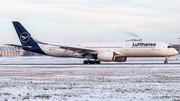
168, 46, 173, 48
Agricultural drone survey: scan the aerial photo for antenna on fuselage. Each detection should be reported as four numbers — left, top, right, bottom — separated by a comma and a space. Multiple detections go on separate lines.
126, 38, 142, 42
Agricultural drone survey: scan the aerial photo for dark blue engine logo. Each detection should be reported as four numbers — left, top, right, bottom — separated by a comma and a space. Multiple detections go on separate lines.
20, 32, 31, 43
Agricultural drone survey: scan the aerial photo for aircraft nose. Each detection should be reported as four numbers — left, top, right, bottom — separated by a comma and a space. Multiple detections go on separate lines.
174, 50, 178, 55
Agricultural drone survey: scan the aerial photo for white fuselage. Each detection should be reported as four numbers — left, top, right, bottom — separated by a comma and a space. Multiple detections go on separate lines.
38, 41, 178, 58
11, 21, 178, 64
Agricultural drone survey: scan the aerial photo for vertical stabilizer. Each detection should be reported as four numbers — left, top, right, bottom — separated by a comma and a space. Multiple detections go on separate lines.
12, 21, 45, 55
12, 21, 37, 45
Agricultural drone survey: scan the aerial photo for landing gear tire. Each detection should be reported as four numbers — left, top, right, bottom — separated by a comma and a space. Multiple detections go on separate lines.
89, 61, 95, 64
95, 61, 101, 64
83, 60, 88, 64
164, 60, 168, 64
83, 60, 101, 64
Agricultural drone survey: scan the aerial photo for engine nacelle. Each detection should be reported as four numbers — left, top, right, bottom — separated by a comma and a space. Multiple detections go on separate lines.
97, 51, 115, 61
114, 57, 127, 62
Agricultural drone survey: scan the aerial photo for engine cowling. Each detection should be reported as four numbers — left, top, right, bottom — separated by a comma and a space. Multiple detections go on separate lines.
114, 57, 127, 62
97, 51, 115, 61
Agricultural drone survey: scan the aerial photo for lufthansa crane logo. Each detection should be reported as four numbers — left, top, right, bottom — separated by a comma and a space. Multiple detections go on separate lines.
20, 32, 31, 43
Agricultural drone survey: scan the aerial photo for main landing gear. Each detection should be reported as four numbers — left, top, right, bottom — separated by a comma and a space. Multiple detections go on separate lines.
164, 57, 168, 64
83, 60, 101, 64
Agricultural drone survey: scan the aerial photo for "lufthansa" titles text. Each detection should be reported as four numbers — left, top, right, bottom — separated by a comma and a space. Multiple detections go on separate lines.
132, 43, 156, 46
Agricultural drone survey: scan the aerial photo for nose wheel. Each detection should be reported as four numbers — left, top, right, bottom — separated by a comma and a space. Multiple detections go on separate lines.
164, 57, 168, 64
83, 60, 101, 64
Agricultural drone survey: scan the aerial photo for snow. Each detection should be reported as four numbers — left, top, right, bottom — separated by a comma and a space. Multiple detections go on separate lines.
0, 55, 180, 100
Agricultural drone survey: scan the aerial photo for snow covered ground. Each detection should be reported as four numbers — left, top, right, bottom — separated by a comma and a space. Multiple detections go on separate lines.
0, 55, 180, 100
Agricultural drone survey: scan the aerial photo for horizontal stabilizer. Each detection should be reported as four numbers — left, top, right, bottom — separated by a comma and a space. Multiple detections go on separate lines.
5, 44, 32, 48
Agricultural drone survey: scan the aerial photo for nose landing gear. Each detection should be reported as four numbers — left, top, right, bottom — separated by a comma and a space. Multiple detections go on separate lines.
164, 57, 168, 64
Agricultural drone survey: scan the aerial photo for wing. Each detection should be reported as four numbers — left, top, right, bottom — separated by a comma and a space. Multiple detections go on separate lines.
38, 42, 98, 57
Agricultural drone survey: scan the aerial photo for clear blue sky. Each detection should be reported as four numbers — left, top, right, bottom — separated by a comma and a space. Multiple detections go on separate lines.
0, 0, 180, 45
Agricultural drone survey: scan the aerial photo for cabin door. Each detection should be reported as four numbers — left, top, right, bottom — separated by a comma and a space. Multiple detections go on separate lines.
157, 44, 161, 51
125, 44, 129, 51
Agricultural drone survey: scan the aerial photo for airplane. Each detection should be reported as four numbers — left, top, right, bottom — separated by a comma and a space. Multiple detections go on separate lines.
6, 21, 178, 64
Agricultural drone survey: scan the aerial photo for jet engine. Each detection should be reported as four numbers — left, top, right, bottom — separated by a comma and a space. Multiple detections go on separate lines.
97, 51, 115, 61
114, 57, 127, 62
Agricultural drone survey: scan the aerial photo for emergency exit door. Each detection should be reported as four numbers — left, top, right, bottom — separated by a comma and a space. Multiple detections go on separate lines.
157, 44, 161, 51
125, 44, 129, 51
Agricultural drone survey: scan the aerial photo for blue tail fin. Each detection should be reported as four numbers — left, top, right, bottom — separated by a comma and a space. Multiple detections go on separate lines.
12, 21, 37, 45
12, 21, 46, 55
